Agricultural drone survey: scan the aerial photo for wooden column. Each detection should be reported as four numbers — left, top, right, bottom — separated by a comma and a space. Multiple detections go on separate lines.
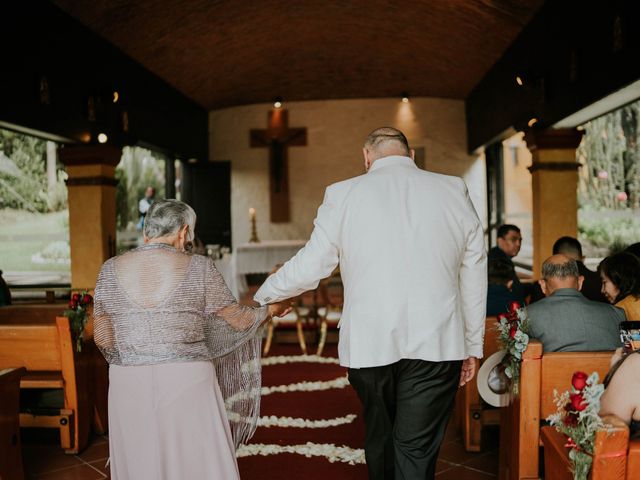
59, 145, 121, 290
524, 129, 583, 278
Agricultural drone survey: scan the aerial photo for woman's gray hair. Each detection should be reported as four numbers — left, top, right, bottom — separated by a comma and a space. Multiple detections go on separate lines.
143, 199, 196, 242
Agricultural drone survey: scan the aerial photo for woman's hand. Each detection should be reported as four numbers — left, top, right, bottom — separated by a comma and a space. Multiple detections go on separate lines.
268, 301, 293, 319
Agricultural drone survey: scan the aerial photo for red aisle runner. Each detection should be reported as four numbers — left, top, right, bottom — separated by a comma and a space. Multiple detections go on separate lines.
238, 345, 369, 479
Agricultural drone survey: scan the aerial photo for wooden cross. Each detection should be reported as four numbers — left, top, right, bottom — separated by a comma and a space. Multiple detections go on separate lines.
250, 109, 307, 223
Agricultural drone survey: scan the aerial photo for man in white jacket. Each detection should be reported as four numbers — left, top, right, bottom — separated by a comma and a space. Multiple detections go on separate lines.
255, 127, 487, 479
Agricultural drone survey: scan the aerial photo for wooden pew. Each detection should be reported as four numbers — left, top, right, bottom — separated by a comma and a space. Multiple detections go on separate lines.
0, 367, 26, 480
0, 317, 91, 454
0, 303, 109, 435
456, 316, 500, 451
541, 414, 630, 480
498, 340, 613, 480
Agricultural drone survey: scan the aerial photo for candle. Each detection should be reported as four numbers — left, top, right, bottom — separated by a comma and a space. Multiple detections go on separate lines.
249, 207, 256, 219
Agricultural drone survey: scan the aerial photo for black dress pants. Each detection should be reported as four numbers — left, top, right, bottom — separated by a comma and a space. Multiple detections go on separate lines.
348, 358, 462, 480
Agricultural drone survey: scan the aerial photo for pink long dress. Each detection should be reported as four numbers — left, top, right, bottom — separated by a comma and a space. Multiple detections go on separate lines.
93, 243, 267, 480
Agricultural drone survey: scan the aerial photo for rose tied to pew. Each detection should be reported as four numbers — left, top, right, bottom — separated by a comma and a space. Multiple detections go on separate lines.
496, 301, 531, 395
547, 371, 606, 480
64, 291, 93, 352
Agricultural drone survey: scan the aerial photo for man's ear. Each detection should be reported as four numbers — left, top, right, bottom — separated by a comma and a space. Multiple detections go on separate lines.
577, 275, 585, 291
506, 279, 514, 291
539, 279, 549, 297
363, 147, 371, 171
409, 149, 415, 160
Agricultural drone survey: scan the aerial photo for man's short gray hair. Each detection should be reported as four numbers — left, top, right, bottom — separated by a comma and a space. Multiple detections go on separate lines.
143, 199, 196, 242
364, 127, 410, 157
541, 257, 579, 280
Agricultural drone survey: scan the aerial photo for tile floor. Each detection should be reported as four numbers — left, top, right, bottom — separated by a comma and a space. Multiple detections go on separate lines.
21, 425, 499, 479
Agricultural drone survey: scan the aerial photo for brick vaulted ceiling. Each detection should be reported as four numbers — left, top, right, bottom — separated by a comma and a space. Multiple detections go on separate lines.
52, 0, 544, 110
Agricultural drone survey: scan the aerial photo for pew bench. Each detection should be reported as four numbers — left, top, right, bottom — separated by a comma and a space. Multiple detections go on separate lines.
0, 317, 90, 454
0, 303, 108, 435
541, 414, 640, 480
498, 340, 613, 479
0, 367, 26, 480
456, 315, 500, 451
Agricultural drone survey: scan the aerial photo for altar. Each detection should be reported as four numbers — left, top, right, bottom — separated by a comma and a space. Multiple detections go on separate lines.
235, 239, 307, 274
212, 240, 307, 300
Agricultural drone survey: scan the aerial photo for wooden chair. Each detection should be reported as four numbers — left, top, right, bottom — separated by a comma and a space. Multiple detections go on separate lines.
0, 316, 91, 454
541, 414, 630, 480
498, 340, 613, 479
0, 367, 26, 480
456, 315, 500, 451
263, 290, 317, 355
316, 271, 343, 356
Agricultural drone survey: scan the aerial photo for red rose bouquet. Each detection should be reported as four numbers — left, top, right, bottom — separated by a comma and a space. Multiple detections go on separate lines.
547, 371, 605, 480
64, 290, 93, 352
496, 301, 530, 395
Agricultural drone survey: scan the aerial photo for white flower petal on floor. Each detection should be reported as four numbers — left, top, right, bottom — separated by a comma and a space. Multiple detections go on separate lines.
257, 414, 357, 429
236, 442, 366, 465
261, 374, 349, 395
260, 354, 341, 366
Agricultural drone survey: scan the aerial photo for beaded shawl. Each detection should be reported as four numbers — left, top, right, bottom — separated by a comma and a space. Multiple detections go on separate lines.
93, 243, 267, 446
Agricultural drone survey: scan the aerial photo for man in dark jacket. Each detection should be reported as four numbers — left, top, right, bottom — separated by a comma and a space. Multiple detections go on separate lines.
529, 236, 607, 303
488, 224, 526, 303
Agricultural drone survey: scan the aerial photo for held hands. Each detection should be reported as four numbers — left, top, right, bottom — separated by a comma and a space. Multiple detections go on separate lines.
267, 301, 293, 319
459, 357, 478, 387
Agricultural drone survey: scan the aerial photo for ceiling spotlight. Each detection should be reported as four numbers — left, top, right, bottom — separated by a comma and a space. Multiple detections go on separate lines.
527, 117, 539, 128
401, 92, 410, 103
97, 133, 108, 144
516, 76, 524, 86
273, 96, 283, 109
113, 91, 119, 103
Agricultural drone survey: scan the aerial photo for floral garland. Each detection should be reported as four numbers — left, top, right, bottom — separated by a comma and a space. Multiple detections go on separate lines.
260, 354, 341, 366
496, 301, 530, 395
258, 414, 357, 429
236, 442, 365, 465
261, 374, 349, 395
546, 371, 606, 480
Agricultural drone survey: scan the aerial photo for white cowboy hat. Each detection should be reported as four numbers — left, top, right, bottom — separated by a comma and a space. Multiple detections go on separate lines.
476, 350, 511, 407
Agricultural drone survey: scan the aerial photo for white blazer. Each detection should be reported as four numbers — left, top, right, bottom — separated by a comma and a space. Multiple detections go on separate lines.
254, 155, 487, 368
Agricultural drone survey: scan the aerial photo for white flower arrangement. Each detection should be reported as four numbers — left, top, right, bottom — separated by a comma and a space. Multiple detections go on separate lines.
236, 442, 365, 465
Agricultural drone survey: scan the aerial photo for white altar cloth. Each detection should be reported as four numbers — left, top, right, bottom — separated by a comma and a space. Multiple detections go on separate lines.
213, 255, 245, 300
235, 240, 307, 275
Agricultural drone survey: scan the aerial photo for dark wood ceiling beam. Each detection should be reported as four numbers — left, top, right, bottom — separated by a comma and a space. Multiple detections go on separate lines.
466, 0, 640, 152
1, 1, 207, 160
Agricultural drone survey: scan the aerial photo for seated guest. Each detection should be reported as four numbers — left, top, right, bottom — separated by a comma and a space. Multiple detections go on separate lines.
600, 350, 640, 439
529, 236, 607, 304
626, 242, 640, 259
528, 254, 623, 352
599, 252, 640, 320
488, 224, 528, 301
487, 258, 523, 315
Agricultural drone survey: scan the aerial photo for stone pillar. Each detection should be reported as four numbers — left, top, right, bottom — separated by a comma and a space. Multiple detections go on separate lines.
524, 129, 583, 278
59, 145, 121, 290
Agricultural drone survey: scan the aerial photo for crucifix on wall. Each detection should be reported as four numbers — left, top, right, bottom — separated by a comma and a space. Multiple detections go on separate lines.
250, 109, 307, 223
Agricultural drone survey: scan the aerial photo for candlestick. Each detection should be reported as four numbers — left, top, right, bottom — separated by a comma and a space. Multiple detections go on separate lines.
249, 207, 260, 243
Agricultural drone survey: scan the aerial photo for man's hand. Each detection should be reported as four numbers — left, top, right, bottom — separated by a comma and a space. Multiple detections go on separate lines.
459, 357, 478, 387
267, 301, 293, 319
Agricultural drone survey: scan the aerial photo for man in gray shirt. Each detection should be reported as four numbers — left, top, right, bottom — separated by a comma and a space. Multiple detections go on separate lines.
528, 254, 624, 352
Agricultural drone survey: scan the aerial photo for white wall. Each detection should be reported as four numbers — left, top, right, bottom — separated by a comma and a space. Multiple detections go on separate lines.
209, 97, 486, 249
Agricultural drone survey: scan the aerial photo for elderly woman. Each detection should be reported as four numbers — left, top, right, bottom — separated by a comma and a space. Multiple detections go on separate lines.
94, 199, 287, 480
598, 251, 640, 320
